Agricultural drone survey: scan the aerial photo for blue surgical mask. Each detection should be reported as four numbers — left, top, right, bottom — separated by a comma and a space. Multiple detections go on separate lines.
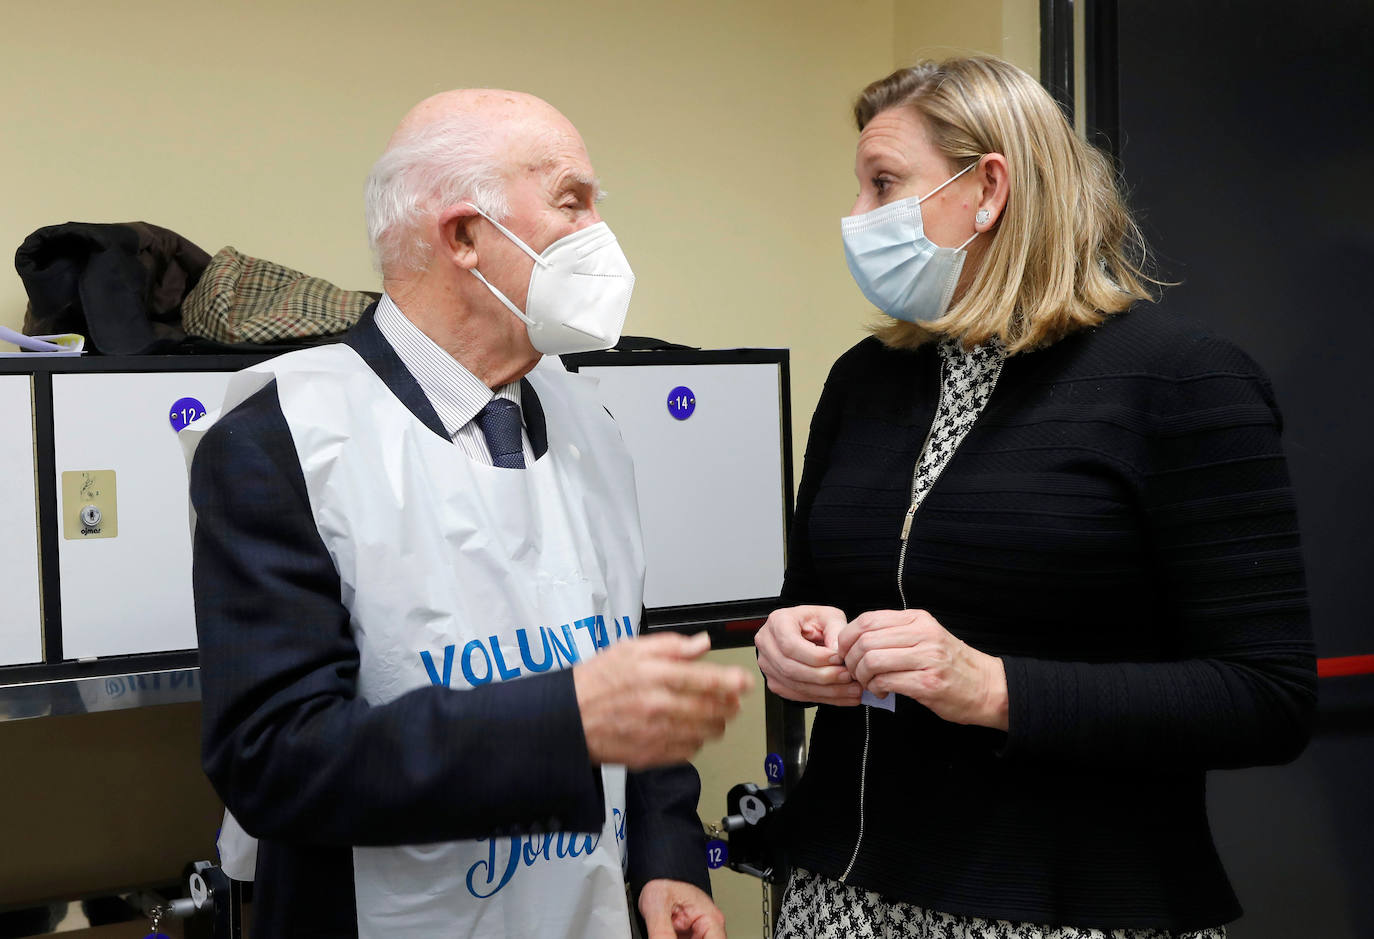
841, 161, 980, 324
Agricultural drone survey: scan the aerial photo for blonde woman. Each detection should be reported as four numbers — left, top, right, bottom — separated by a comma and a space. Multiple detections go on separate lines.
755, 56, 1316, 939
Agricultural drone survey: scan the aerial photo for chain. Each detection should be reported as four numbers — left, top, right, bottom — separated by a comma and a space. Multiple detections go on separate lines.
146, 904, 164, 936
761, 880, 773, 939
704, 818, 774, 939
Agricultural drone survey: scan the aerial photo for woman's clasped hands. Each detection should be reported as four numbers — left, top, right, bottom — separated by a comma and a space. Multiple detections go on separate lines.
755, 605, 1009, 730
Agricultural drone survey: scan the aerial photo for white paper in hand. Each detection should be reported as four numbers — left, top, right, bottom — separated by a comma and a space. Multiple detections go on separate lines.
861, 689, 897, 712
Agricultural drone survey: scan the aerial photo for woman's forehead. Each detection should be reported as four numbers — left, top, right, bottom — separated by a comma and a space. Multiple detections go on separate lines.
856, 108, 932, 165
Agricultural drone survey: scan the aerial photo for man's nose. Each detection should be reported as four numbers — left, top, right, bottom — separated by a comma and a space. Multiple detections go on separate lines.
578, 206, 603, 230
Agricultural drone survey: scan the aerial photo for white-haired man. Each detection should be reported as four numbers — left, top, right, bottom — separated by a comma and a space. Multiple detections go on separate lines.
189, 89, 747, 939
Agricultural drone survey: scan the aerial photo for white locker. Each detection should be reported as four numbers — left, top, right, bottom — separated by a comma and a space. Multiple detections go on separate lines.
0, 375, 43, 666
51, 372, 234, 659
580, 362, 788, 610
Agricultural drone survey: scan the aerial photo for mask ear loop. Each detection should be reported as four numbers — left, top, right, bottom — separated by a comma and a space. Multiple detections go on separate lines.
916, 158, 980, 203
918, 160, 983, 251
469, 269, 535, 326
463, 202, 545, 326
465, 203, 550, 268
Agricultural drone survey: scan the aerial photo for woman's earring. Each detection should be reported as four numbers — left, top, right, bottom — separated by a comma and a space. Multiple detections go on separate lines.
975, 208, 992, 226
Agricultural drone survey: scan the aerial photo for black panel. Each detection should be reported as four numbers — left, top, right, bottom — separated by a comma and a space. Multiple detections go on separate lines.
1083, 0, 1119, 161
1110, 2, 1374, 934
31, 373, 62, 663
1039, 0, 1075, 117
1115, 0, 1374, 662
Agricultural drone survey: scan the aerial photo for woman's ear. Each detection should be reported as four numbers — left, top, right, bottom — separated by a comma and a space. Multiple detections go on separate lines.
975, 153, 1010, 231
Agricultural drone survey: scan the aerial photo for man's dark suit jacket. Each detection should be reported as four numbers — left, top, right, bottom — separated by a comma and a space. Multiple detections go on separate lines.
190, 307, 708, 937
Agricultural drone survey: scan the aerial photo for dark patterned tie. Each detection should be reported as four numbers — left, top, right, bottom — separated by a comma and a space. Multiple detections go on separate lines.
474, 397, 526, 469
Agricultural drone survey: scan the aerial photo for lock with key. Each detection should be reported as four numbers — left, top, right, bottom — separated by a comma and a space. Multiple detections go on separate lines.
142, 861, 244, 939
62, 469, 118, 539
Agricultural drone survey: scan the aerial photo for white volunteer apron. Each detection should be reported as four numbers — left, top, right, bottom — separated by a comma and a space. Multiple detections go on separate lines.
189, 345, 643, 938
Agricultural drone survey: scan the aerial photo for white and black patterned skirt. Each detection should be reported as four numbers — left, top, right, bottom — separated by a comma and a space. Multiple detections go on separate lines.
775, 868, 1226, 939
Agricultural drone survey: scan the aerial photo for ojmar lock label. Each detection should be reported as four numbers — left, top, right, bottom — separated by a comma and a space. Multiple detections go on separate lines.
62, 470, 118, 540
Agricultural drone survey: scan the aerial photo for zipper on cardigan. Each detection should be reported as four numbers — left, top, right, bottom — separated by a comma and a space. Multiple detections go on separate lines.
897, 359, 947, 608
840, 359, 945, 885
896, 355, 1004, 608
838, 705, 871, 882
840, 352, 1004, 886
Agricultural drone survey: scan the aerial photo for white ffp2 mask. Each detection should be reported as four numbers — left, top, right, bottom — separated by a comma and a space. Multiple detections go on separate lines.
467, 206, 636, 355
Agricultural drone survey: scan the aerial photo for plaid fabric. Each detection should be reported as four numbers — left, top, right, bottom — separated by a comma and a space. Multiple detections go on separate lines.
182, 246, 374, 344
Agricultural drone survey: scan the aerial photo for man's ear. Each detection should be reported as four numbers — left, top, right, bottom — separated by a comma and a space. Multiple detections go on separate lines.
437, 203, 483, 270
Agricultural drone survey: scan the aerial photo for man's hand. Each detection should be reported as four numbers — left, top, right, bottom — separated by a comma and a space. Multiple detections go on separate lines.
639, 878, 727, 939
574, 632, 753, 769
837, 609, 1008, 729
754, 605, 862, 705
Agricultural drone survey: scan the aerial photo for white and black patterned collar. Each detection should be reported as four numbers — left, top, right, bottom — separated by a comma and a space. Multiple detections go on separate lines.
937, 336, 1005, 367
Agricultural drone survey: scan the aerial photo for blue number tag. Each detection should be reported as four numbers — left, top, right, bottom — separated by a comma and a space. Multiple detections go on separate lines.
705, 838, 729, 869
764, 752, 785, 783
666, 385, 696, 421
168, 396, 208, 433
145, 933, 171, 938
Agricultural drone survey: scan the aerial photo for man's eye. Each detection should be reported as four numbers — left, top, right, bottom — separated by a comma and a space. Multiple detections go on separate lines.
872, 177, 889, 193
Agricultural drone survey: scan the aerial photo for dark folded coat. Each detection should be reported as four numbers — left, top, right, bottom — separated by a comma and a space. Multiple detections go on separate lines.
14, 221, 210, 354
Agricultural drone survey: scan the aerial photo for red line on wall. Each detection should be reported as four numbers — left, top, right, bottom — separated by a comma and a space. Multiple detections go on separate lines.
1317, 655, 1374, 678
703, 626, 1373, 675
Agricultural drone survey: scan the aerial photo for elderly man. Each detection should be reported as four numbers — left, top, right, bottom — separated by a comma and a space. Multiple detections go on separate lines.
188, 90, 749, 938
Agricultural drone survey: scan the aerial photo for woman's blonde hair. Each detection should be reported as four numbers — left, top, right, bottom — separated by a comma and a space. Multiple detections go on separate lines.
856, 56, 1156, 353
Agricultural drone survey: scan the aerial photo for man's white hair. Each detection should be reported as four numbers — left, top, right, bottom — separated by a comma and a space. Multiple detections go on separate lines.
364, 112, 510, 277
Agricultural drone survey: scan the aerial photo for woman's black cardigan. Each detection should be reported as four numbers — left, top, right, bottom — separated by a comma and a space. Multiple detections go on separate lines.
778, 305, 1317, 932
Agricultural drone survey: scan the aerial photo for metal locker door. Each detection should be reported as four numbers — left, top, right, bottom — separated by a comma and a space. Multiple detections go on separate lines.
0, 375, 43, 666
51, 371, 235, 660
579, 362, 788, 610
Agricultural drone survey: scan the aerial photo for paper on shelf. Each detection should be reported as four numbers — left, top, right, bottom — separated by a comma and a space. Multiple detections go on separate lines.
0, 325, 85, 356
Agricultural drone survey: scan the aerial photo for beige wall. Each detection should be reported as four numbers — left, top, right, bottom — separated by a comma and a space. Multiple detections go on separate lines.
0, 703, 221, 904
1, 0, 1036, 931
893, 0, 1039, 74
1, 0, 896, 476
2, 0, 1035, 478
